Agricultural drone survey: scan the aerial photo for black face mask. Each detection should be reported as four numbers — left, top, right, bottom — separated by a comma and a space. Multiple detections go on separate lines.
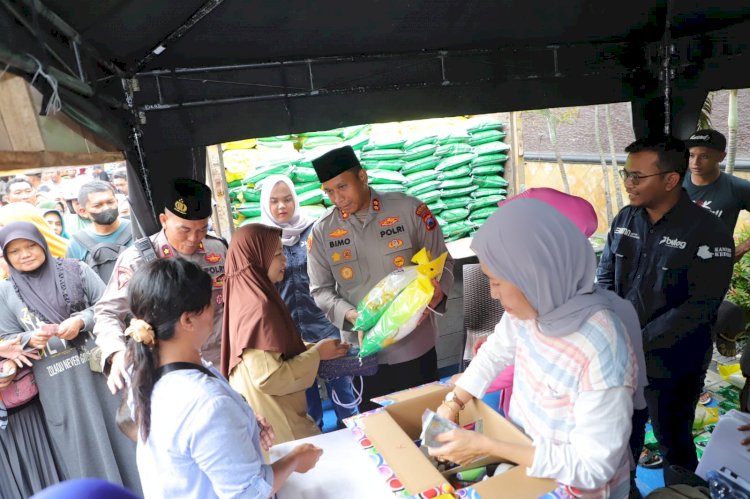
90, 207, 119, 225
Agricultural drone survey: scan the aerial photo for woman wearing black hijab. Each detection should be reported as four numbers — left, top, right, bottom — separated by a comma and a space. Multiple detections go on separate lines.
0, 221, 141, 497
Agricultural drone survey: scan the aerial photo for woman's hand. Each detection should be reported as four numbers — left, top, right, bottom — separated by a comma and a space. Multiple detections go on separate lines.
0, 359, 18, 389
0, 337, 39, 367
436, 402, 460, 423
290, 443, 323, 473
57, 317, 84, 341
256, 414, 276, 451
739, 424, 750, 448
427, 429, 491, 466
29, 328, 55, 349
314, 339, 350, 360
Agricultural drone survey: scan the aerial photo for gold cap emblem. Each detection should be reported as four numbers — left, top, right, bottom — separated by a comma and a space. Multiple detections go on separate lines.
174, 198, 188, 215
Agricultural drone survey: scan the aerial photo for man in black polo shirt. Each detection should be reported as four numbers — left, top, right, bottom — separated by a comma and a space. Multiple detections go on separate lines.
596, 136, 734, 484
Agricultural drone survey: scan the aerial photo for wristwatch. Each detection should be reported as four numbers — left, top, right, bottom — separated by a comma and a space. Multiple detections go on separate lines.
443, 391, 465, 411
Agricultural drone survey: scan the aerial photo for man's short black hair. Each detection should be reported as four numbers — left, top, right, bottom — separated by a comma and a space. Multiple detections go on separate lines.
78, 180, 115, 207
6, 176, 32, 191
625, 136, 688, 178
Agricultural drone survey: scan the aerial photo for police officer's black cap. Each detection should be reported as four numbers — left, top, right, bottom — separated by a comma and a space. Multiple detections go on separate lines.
165, 178, 212, 220
312, 146, 361, 183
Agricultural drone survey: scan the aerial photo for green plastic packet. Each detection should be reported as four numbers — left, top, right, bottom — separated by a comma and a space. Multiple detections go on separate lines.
472, 164, 505, 176
360, 149, 404, 161
406, 180, 442, 197
292, 166, 319, 183
439, 165, 472, 180
373, 183, 407, 193
403, 135, 438, 150
401, 144, 438, 162
435, 143, 473, 157
442, 196, 473, 210
404, 169, 439, 185
294, 181, 322, 194
473, 141, 511, 156
442, 208, 470, 223
298, 189, 324, 206
468, 129, 507, 146
402, 156, 442, 175
440, 177, 474, 190
441, 185, 479, 198
467, 195, 507, 211
471, 154, 509, 167
367, 169, 409, 185
469, 206, 499, 220
416, 190, 441, 204
361, 160, 407, 171
473, 175, 509, 188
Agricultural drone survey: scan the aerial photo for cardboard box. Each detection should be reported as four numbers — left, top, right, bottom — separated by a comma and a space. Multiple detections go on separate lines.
346, 383, 556, 498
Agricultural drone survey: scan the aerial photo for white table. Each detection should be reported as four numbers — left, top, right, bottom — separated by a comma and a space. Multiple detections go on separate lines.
270, 429, 393, 499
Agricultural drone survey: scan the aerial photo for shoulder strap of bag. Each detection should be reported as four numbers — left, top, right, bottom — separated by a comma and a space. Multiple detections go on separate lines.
155, 362, 216, 382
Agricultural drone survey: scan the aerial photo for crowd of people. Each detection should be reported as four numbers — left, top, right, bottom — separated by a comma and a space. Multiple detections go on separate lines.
0, 134, 746, 498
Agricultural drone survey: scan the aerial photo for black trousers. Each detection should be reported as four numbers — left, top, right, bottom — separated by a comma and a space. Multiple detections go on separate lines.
629, 370, 706, 485
359, 347, 438, 413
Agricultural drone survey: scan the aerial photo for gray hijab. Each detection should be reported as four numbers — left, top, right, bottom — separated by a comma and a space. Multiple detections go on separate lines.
471, 198, 647, 406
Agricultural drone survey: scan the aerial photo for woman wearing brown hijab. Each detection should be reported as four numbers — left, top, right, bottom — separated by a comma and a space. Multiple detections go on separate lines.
220, 224, 349, 445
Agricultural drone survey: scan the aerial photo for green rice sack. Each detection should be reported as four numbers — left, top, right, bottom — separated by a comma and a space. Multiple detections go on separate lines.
471, 187, 508, 198
238, 216, 263, 227
373, 183, 407, 193
401, 156, 442, 175
469, 216, 489, 227
298, 129, 343, 138
436, 153, 476, 172
468, 129, 507, 146
435, 215, 447, 227
437, 132, 471, 145
362, 138, 407, 151
243, 159, 296, 185
401, 144, 438, 162
360, 160, 407, 171
467, 195, 507, 211
439, 165, 472, 180
340, 124, 371, 140
435, 143, 473, 157
403, 135, 438, 150
322, 196, 333, 207
404, 169, 439, 185
441, 208, 470, 223
472, 164, 505, 176
473, 175, 509, 188
473, 141, 511, 156
298, 189, 324, 206
441, 185, 478, 198
468, 206, 499, 220
427, 200, 447, 214
257, 134, 293, 143
239, 188, 261, 203
294, 181, 322, 194
301, 135, 343, 150
417, 190, 441, 204
343, 134, 370, 151
439, 177, 474, 190
367, 169, 409, 185
466, 119, 504, 133
292, 166, 319, 183
237, 203, 261, 218
442, 195, 473, 210
227, 179, 243, 188
406, 180, 442, 197
442, 220, 476, 238
360, 149, 404, 161
471, 154, 509, 167
299, 204, 329, 219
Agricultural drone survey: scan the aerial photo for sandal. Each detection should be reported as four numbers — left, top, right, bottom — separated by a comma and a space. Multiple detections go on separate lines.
639, 448, 663, 469
698, 391, 711, 405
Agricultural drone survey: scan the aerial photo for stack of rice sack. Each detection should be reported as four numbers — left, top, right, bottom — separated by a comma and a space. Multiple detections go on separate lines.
223, 117, 509, 242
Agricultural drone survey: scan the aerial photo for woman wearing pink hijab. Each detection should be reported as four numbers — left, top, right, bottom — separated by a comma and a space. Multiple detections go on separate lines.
482, 187, 600, 416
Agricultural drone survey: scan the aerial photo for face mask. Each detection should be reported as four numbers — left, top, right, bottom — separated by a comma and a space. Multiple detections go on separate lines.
90, 207, 119, 225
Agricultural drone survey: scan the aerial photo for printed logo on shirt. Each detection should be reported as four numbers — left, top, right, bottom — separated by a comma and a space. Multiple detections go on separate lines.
331, 252, 341, 263
697, 245, 713, 259
387, 239, 404, 250
416, 203, 436, 231
340, 266, 354, 280
329, 228, 349, 238
710, 246, 732, 258
393, 255, 405, 267
213, 273, 224, 288
343, 249, 352, 260
694, 200, 724, 218
379, 216, 400, 227
204, 252, 222, 263
372, 198, 381, 212
659, 236, 687, 249
614, 227, 640, 240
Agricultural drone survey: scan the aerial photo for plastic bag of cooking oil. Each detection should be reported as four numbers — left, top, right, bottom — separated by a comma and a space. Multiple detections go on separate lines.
359, 250, 448, 357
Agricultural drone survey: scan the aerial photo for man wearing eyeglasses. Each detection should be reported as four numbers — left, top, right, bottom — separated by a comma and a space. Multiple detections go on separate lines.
596, 136, 734, 488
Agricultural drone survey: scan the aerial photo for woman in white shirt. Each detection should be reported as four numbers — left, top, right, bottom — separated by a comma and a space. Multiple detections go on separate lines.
125, 258, 322, 499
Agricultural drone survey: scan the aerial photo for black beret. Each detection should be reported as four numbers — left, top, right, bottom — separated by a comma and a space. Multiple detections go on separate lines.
166, 178, 212, 220
312, 146, 361, 183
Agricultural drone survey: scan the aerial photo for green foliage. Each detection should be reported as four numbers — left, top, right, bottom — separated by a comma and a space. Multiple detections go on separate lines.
727, 225, 750, 314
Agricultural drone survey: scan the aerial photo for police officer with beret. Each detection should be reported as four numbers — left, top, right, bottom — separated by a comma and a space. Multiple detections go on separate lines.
94, 178, 227, 394
307, 146, 454, 411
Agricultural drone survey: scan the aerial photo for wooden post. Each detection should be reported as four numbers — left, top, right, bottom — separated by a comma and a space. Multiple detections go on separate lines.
206, 144, 234, 241
508, 111, 525, 196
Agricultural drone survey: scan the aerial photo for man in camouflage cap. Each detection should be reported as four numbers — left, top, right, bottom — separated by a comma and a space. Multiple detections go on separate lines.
94, 178, 227, 394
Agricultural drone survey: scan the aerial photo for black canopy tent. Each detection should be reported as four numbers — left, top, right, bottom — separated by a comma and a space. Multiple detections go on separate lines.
2, 0, 750, 235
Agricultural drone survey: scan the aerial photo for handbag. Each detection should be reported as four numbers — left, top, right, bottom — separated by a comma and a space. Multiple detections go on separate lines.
0, 367, 38, 408
318, 350, 378, 381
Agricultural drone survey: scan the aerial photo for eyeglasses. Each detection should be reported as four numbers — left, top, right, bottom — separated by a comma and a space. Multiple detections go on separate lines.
618, 169, 676, 185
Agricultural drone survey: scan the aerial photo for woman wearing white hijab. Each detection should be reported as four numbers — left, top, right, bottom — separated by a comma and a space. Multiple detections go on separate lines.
260, 175, 359, 429
431, 199, 639, 499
